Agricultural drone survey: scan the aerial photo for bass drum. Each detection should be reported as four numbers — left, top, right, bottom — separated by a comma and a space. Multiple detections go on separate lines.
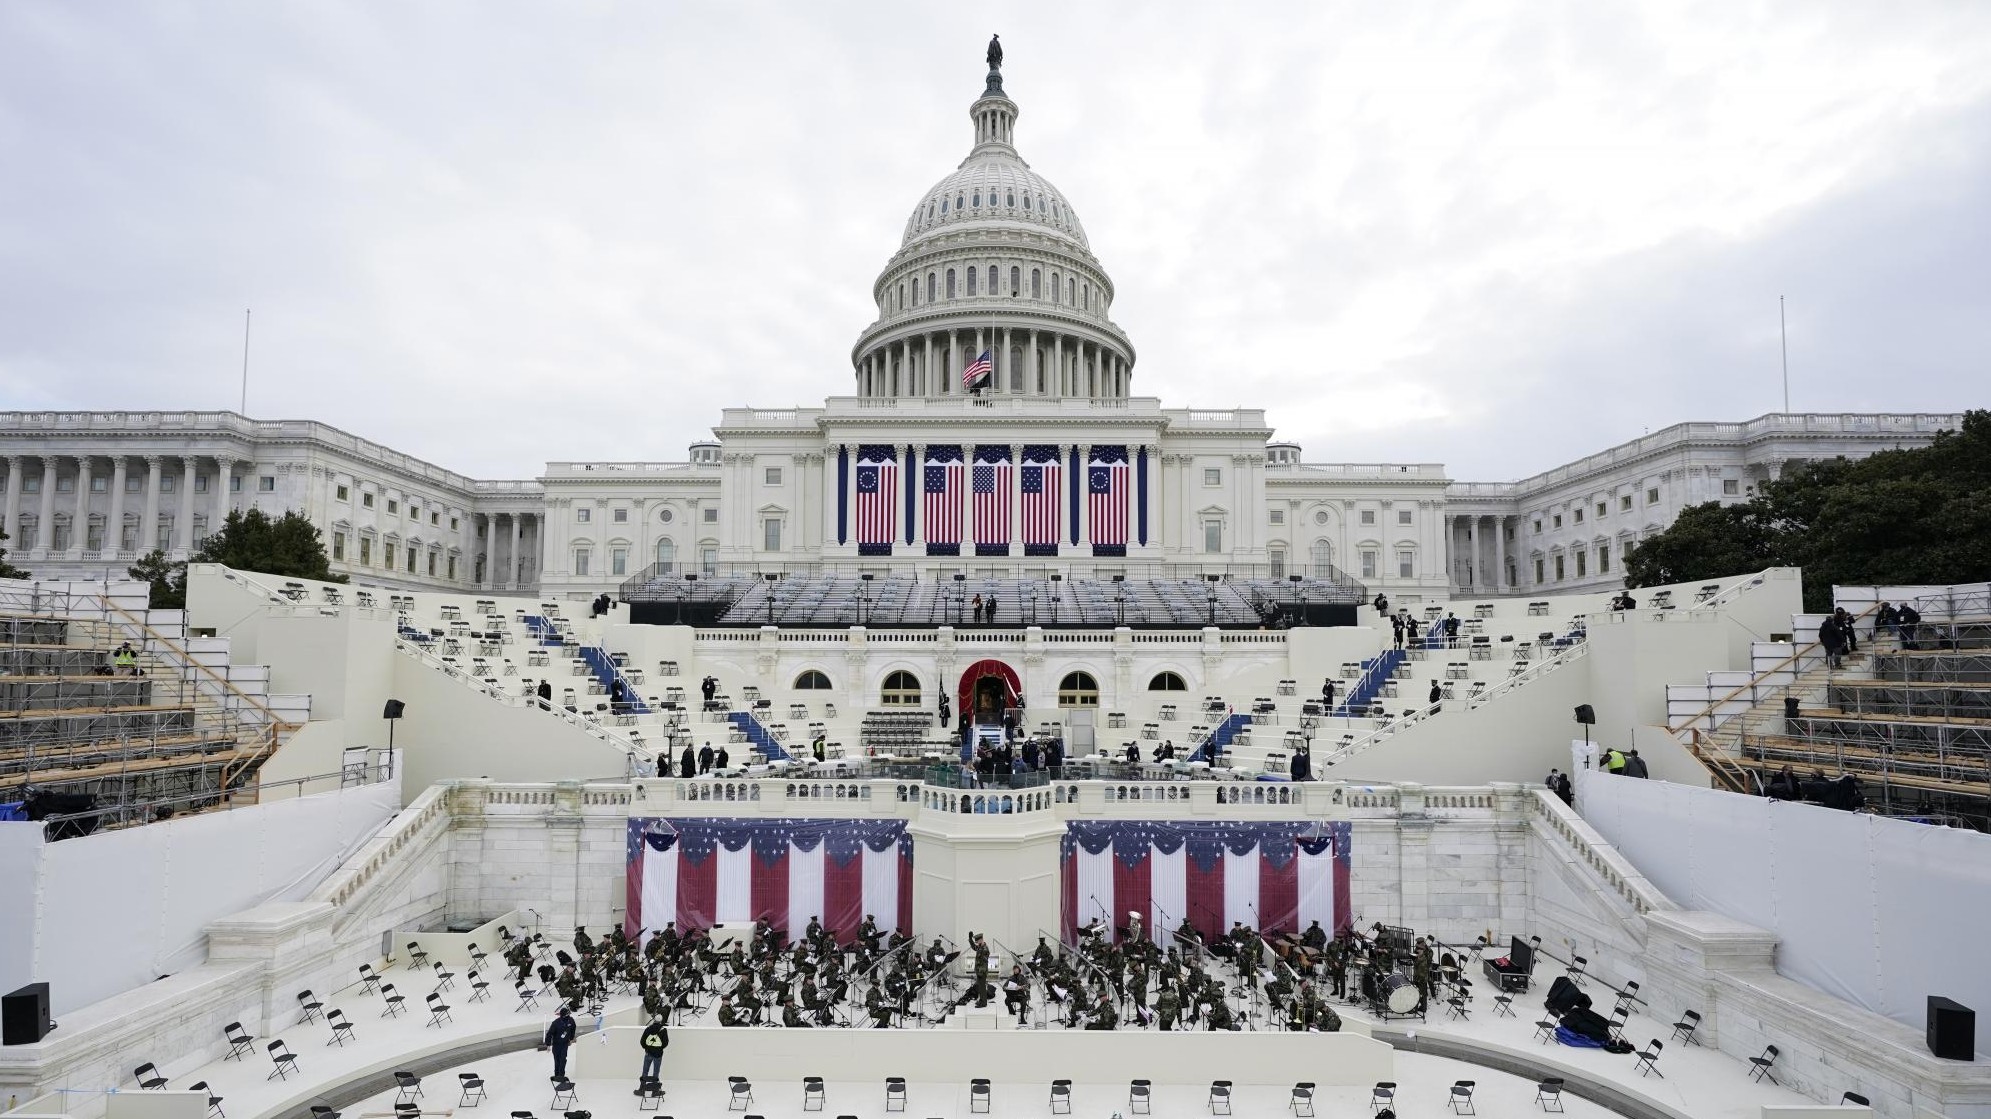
1383, 972, 1420, 1014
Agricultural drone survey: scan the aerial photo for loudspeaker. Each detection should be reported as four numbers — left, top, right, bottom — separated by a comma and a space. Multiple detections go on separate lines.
1928, 996, 1975, 1060
1573, 704, 1596, 725
382, 699, 406, 720
2, 982, 51, 1045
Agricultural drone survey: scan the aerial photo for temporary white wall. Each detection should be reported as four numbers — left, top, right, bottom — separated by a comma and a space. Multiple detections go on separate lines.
6, 779, 401, 1017
1576, 768, 1991, 1056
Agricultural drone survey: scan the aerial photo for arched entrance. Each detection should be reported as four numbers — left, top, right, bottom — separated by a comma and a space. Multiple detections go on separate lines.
957, 659, 1022, 726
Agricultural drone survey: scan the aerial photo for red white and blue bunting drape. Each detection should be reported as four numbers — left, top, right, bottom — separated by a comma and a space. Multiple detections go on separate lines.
1059, 821, 1351, 945
625, 818, 912, 945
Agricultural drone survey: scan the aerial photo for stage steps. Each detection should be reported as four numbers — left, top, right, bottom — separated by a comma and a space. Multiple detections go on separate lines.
727, 710, 790, 762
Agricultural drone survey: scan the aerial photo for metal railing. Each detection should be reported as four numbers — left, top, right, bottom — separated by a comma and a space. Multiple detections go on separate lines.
29, 756, 395, 837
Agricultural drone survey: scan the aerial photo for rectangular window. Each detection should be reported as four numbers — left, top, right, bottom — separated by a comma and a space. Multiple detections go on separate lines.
336, 484, 350, 501
1599, 544, 1611, 572
86, 521, 104, 551
1552, 515, 1563, 529
332, 533, 346, 561
1621, 495, 1632, 511
157, 520, 172, 551
1398, 549, 1415, 579
703, 507, 719, 524
430, 511, 440, 526
1268, 509, 1284, 525
406, 549, 416, 573
611, 548, 628, 576
362, 492, 374, 508
359, 537, 372, 565
1269, 550, 1285, 579
228, 476, 241, 493
1360, 510, 1376, 526
121, 521, 138, 552
574, 548, 590, 577
386, 499, 398, 514
427, 551, 437, 576
1532, 519, 1541, 534
449, 517, 459, 531
53, 522, 72, 550
90, 476, 107, 493
1555, 555, 1566, 581
1576, 550, 1588, 577
383, 542, 396, 568
612, 508, 628, 523
1573, 509, 1583, 523
1535, 558, 1545, 583
58, 475, 78, 494
1595, 502, 1606, 517
1202, 520, 1222, 554
191, 476, 205, 493
259, 476, 275, 492
1360, 549, 1377, 579
447, 556, 457, 580
22, 476, 39, 494
576, 507, 591, 523
763, 518, 782, 552
765, 467, 783, 486
1647, 487, 1659, 503
1722, 478, 1740, 495
700, 546, 717, 576
1397, 510, 1412, 526
1203, 468, 1221, 486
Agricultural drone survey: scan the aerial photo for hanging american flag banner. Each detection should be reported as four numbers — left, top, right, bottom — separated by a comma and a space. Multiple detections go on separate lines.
972, 446, 1012, 556
855, 445, 897, 556
1089, 445, 1130, 557
1059, 820, 1351, 947
626, 818, 913, 946
1021, 444, 1061, 556
923, 445, 964, 556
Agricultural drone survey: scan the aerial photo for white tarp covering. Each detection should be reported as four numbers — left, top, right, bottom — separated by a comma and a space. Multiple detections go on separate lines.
0, 778, 401, 1016
1577, 767, 1991, 1056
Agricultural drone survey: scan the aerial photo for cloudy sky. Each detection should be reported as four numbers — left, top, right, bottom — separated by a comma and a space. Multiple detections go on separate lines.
2, 2, 1986, 482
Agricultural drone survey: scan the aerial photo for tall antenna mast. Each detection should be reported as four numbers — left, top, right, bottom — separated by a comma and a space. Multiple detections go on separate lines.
1779, 296, 1789, 413
240, 309, 252, 415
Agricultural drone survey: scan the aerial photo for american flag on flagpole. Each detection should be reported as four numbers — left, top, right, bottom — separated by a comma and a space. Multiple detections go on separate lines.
923, 446, 964, 555
972, 448, 1011, 555
1089, 446, 1130, 555
961, 349, 993, 390
855, 447, 897, 555
1021, 446, 1061, 556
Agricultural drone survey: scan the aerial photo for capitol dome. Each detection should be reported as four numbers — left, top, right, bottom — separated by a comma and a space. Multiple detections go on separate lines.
850, 55, 1134, 402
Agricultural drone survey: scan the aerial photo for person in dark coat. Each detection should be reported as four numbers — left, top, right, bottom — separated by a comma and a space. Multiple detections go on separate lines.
1819, 615, 1847, 669
1290, 745, 1311, 781
541, 1006, 577, 1081
698, 743, 715, 774
1321, 678, 1337, 713
537, 679, 554, 709
1428, 680, 1442, 712
678, 745, 695, 779
1373, 593, 1389, 616
715, 745, 730, 769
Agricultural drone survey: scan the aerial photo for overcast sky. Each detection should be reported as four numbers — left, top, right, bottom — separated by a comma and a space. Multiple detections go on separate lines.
2, 2, 1986, 483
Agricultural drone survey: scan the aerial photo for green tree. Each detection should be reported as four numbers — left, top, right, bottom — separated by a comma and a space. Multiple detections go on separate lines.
0, 526, 29, 580
1621, 501, 1776, 590
193, 508, 348, 583
1626, 410, 1991, 610
128, 549, 187, 610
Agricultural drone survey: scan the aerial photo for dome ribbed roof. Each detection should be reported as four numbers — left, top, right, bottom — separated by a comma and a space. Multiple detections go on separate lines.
901, 158, 1090, 251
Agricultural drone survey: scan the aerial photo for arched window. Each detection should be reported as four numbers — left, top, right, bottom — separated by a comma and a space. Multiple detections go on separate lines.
941, 199, 949, 215
881, 670, 922, 706
967, 268, 978, 296
972, 192, 981, 207
1031, 269, 1041, 298
1006, 192, 1015, 207
897, 283, 905, 310
794, 670, 832, 691
655, 537, 676, 572
1050, 272, 1060, 302
1148, 671, 1188, 692
1082, 283, 1090, 309
928, 202, 936, 219
1057, 671, 1100, 707
957, 194, 965, 210
1010, 266, 1020, 296
1024, 195, 1032, 210
986, 266, 997, 294
1310, 539, 1335, 579
1068, 278, 1076, 303
928, 273, 937, 302
946, 270, 956, 298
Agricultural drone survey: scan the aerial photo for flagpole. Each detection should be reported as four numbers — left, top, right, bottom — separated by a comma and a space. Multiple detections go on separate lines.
1779, 295, 1789, 413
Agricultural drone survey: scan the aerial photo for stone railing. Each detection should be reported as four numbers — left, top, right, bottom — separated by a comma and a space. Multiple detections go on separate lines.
311, 784, 451, 910
1527, 788, 1674, 916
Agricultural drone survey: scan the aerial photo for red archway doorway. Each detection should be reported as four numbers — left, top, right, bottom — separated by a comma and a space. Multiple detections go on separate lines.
957, 659, 1021, 724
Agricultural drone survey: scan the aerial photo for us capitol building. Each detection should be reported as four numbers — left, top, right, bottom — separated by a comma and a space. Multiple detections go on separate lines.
0, 54, 1960, 603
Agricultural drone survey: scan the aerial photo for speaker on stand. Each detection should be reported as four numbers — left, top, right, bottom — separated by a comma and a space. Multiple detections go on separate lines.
1573, 704, 1596, 747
